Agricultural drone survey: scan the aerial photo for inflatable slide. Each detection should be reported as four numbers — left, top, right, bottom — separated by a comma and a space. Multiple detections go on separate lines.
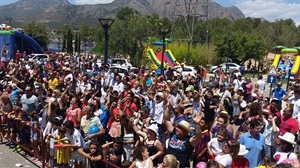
147, 39, 178, 68
290, 47, 300, 75
147, 48, 177, 68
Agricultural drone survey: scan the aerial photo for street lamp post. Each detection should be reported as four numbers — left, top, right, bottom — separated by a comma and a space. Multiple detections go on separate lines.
227, 37, 231, 73
160, 28, 170, 76
256, 41, 259, 77
98, 18, 114, 66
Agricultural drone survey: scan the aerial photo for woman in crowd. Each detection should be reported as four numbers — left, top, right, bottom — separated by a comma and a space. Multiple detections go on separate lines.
213, 139, 240, 168
210, 112, 233, 139
158, 154, 179, 168
273, 132, 300, 167
64, 96, 82, 129
129, 146, 153, 168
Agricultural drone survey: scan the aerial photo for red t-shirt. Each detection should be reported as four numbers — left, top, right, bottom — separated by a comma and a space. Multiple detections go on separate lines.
107, 107, 119, 129
231, 157, 249, 168
124, 102, 137, 116
15, 52, 21, 60
279, 117, 299, 135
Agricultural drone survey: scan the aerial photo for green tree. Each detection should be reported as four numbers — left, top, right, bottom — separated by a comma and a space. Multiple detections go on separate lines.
23, 21, 50, 49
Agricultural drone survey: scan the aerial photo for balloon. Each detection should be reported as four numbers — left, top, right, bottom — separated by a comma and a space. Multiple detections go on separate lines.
89, 125, 100, 134
196, 162, 207, 168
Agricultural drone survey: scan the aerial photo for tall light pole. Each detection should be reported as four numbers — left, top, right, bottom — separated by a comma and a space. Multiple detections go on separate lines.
256, 41, 259, 77
98, 18, 114, 66
160, 28, 170, 76
227, 37, 231, 73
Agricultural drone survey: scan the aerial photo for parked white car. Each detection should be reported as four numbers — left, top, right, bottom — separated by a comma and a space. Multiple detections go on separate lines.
111, 58, 132, 68
28, 54, 50, 63
209, 62, 240, 72
109, 66, 128, 77
172, 65, 198, 81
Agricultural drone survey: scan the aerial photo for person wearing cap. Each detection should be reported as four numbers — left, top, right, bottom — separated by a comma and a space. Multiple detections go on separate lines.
113, 75, 124, 97
217, 82, 231, 104
203, 90, 218, 124
149, 91, 167, 127
273, 132, 300, 167
233, 75, 244, 92
272, 82, 287, 110
48, 72, 58, 91
132, 123, 164, 166
239, 119, 265, 168
164, 113, 203, 168
231, 144, 249, 168
64, 67, 73, 83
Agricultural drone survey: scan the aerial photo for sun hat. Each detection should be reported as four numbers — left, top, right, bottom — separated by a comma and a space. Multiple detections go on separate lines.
238, 87, 244, 91
278, 132, 296, 145
147, 124, 158, 136
177, 120, 191, 133
182, 99, 192, 107
156, 92, 163, 98
196, 162, 207, 168
238, 144, 249, 155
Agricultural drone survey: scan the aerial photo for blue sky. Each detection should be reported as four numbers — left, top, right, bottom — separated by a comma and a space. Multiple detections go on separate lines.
1, 0, 299, 25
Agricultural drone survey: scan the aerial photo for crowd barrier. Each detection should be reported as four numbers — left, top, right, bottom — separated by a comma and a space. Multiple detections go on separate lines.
2, 114, 120, 168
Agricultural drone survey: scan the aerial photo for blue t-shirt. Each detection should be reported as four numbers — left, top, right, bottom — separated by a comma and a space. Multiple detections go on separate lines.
11, 89, 20, 104
272, 88, 287, 101
239, 132, 265, 168
100, 105, 110, 129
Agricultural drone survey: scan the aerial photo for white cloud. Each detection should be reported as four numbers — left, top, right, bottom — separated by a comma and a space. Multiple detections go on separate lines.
235, 0, 300, 25
73, 0, 114, 5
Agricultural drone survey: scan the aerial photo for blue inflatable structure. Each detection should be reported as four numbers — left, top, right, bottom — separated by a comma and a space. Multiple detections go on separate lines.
0, 30, 44, 59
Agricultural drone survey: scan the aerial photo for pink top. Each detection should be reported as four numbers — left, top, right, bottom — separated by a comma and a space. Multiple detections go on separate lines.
246, 83, 252, 94
65, 107, 81, 128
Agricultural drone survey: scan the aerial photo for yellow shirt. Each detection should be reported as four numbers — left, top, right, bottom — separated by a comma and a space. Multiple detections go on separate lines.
48, 78, 58, 91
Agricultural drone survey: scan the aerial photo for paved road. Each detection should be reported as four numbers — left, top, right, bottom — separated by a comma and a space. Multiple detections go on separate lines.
0, 140, 40, 168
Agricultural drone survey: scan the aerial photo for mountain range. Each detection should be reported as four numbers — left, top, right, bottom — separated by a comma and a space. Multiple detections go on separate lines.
0, 0, 245, 28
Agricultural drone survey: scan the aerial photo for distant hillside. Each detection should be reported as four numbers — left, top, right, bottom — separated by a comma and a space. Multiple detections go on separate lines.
0, 0, 245, 28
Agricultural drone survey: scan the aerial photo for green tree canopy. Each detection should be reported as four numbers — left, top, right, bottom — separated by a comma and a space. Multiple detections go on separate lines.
23, 21, 50, 49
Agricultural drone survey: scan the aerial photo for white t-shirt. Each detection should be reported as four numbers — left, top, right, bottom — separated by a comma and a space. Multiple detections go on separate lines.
257, 79, 266, 94
113, 82, 124, 93
208, 137, 226, 156
67, 128, 86, 148
150, 100, 165, 125
79, 81, 92, 93
215, 154, 232, 168
262, 118, 279, 146
233, 79, 244, 91
293, 98, 300, 124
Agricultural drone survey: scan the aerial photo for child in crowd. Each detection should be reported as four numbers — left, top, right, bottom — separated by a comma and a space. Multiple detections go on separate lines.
56, 126, 71, 168
231, 144, 250, 168
194, 117, 210, 166
29, 111, 40, 161
78, 140, 102, 168
102, 137, 125, 167
262, 114, 279, 161
208, 127, 229, 156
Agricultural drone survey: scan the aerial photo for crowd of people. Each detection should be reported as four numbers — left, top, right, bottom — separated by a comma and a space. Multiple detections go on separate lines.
0, 54, 299, 168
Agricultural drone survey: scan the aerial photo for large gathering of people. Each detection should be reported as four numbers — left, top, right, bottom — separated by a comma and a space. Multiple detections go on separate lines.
0, 54, 299, 168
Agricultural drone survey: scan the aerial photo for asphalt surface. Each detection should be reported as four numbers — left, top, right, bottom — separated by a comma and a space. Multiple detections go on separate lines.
0, 139, 41, 168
